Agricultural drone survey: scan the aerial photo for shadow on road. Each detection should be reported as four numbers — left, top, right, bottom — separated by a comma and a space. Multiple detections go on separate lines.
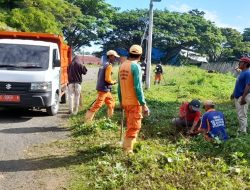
0, 126, 70, 134
0, 107, 70, 123
0, 144, 117, 172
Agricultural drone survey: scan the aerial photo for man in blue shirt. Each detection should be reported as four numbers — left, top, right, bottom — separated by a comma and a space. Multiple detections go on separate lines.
231, 57, 250, 135
200, 100, 228, 142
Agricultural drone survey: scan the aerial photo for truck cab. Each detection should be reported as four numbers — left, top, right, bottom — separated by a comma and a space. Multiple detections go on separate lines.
0, 32, 72, 115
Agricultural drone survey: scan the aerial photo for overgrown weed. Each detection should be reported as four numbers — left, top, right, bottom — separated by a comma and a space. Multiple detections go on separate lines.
66, 65, 250, 189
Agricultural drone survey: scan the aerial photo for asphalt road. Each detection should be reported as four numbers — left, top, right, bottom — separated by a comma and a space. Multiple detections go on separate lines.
0, 106, 70, 190
0, 67, 98, 190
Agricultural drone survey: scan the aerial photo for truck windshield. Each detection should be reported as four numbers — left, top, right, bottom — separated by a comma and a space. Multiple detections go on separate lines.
0, 44, 49, 70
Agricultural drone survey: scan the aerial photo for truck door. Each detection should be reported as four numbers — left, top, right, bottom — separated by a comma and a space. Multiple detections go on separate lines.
46, 48, 60, 116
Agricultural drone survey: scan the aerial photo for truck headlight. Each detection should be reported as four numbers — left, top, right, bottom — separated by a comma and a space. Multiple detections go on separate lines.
30, 82, 52, 91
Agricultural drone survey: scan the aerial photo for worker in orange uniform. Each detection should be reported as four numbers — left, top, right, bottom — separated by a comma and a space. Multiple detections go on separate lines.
118, 44, 150, 154
85, 50, 120, 122
154, 62, 163, 85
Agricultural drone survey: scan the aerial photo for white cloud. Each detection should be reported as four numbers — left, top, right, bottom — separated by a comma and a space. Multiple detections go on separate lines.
168, 3, 242, 32
204, 10, 242, 31
83, 45, 101, 53
236, 15, 243, 20
168, 3, 191, 12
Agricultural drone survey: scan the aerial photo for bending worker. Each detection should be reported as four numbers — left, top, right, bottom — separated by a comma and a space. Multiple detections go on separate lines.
199, 100, 228, 142
118, 44, 150, 154
85, 50, 119, 122
172, 99, 201, 134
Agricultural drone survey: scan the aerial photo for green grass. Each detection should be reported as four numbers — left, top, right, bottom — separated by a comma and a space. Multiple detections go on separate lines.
66, 65, 250, 190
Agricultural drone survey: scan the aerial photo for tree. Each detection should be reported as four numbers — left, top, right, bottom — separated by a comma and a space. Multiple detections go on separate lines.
0, 0, 23, 10
99, 9, 148, 53
188, 9, 205, 17
101, 9, 224, 62
243, 28, 250, 42
220, 28, 250, 60
64, 0, 117, 50
0, 0, 81, 38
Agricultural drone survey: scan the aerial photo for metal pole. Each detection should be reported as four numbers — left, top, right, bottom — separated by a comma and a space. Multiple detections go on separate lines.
140, 22, 148, 47
146, 0, 154, 89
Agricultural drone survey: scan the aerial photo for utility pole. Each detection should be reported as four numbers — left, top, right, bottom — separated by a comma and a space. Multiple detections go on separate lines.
145, 0, 161, 89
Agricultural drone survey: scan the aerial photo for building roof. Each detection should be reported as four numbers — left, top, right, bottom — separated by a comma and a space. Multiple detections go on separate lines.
74, 55, 101, 64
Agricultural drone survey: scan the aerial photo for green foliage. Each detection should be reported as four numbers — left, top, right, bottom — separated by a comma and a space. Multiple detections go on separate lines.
1, 0, 81, 35
64, 0, 117, 50
100, 9, 148, 51
0, 0, 248, 57
243, 28, 250, 42
8, 7, 60, 33
0, 0, 117, 50
220, 28, 250, 60
103, 9, 225, 62
0, 21, 15, 31
65, 65, 250, 189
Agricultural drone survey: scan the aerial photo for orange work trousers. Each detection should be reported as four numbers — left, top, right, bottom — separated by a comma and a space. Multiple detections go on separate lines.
123, 105, 143, 138
89, 91, 115, 113
155, 73, 162, 81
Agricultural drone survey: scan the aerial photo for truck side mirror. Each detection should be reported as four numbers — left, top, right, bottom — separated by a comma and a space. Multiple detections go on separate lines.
53, 49, 60, 67
53, 59, 61, 67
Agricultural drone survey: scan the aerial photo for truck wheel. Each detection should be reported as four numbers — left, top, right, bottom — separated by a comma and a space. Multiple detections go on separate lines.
46, 93, 59, 116
60, 92, 67, 104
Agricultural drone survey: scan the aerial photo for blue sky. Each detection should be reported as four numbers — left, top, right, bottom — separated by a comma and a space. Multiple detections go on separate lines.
106, 0, 250, 32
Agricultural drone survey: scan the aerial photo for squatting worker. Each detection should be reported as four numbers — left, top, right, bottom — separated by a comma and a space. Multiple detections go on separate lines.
85, 50, 119, 122
231, 57, 250, 135
118, 44, 150, 154
172, 99, 201, 134
199, 100, 228, 142
68, 55, 87, 115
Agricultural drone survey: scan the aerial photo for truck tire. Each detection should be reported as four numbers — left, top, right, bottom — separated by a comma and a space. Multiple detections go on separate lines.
46, 93, 59, 116
60, 92, 67, 104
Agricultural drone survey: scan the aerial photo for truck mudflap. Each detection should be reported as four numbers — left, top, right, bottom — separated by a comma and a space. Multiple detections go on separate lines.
0, 92, 52, 108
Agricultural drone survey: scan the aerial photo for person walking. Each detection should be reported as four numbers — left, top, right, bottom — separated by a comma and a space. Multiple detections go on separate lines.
85, 50, 119, 122
231, 57, 250, 135
199, 100, 228, 142
154, 62, 163, 84
118, 44, 150, 154
68, 55, 88, 115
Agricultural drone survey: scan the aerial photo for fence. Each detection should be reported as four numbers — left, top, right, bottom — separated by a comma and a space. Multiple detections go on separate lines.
200, 62, 239, 76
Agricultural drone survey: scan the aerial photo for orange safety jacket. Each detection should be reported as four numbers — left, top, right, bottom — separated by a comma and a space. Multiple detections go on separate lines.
118, 60, 146, 106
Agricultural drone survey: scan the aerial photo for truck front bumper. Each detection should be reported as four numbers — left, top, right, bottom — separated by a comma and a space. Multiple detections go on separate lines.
0, 91, 52, 108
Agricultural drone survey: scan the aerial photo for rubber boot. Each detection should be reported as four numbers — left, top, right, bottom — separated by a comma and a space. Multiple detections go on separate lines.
123, 137, 135, 154
85, 110, 95, 123
107, 108, 114, 118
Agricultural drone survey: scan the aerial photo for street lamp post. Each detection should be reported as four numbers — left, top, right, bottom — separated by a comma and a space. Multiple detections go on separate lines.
145, 0, 161, 89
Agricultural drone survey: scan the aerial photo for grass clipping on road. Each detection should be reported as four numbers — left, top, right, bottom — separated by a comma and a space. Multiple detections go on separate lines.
67, 65, 250, 190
